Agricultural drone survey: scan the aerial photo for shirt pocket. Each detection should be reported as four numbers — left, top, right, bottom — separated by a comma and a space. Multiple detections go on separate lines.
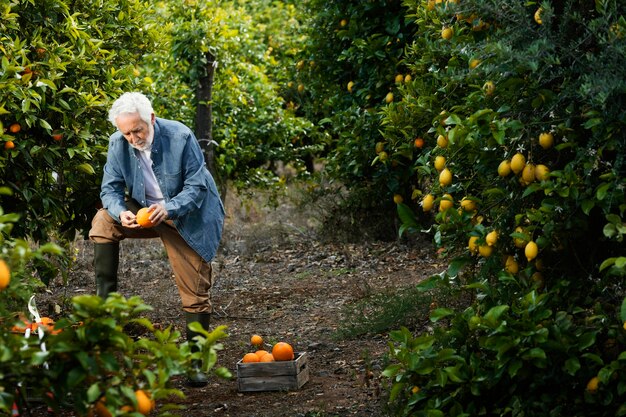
163, 172, 183, 196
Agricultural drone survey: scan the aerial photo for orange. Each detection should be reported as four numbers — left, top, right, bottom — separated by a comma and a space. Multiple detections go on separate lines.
4, 141, 15, 150
135, 207, 155, 228
414, 137, 424, 148
93, 398, 112, 417
135, 390, 154, 415
52, 131, 63, 141
242, 352, 260, 363
272, 342, 295, 361
0, 259, 10, 290
250, 334, 264, 346
259, 353, 275, 362
9, 123, 21, 133
254, 350, 269, 359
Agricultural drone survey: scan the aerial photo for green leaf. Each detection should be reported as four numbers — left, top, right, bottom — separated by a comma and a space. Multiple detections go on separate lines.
620, 297, 626, 322
581, 199, 595, 215
77, 163, 96, 175
87, 383, 101, 403
483, 305, 509, 326
563, 357, 581, 376
596, 183, 611, 200
430, 308, 454, 322
447, 256, 471, 277
578, 332, 597, 350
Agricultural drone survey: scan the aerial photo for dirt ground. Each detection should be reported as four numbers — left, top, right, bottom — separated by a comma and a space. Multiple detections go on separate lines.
36, 187, 441, 417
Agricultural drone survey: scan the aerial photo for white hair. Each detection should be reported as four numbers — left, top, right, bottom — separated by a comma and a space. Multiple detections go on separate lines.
108, 92, 154, 127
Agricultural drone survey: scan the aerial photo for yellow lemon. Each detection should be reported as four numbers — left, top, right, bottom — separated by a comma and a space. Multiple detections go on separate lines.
434, 155, 446, 171
514, 226, 528, 248
525, 241, 539, 261
441, 27, 454, 40
395, 74, 404, 83
483, 81, 495, 96
469, 59, 481, 69
586, 376, 599, 393
510, 153, 526, 174
478, 245, 493, 257
393, 194, 404, 204
535, 164, 550, 181
498, 160, 512, 177
347, 81, 355, 92
486, 230, 499, 246
539, 132, 554, 149
504, 255, 519, 274
460, 198, 476, 212
521, 163, 536, 184
375, 142, 385, 154
534, 7, 543, 25
439, 168, 453, 187
385, 92, 394, 103
439, 194, 454, 212
468, 236, 479, 254
404, 74, 412, 83
422, 194, 435, 212
436, 134, 448, 148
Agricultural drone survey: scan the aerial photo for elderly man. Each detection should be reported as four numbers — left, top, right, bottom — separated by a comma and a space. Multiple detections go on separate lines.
89, 92, 224, 387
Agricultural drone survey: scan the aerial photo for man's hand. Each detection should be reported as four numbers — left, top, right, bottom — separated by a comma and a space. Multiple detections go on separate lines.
120, 210, 139, 228
145, 203, 168, 226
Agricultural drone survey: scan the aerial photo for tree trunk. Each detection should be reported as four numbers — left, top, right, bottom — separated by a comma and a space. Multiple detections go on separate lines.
194, 52, 227, 202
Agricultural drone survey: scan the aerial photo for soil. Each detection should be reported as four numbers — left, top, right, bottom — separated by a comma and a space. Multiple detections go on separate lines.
35, 187, 440, 417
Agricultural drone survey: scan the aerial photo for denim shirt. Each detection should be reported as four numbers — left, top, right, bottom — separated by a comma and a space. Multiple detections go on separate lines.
100, 117, 225, 262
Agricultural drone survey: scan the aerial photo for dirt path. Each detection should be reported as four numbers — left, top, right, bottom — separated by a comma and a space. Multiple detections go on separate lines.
40, 188, 440, 416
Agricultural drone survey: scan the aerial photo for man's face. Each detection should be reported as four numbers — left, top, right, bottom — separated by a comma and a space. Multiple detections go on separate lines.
116, 112, 154, 150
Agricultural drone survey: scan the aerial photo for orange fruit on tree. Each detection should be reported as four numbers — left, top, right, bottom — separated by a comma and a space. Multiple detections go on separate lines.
250, 334, 264, 346
93, 398, 112, 417
9, 123, 21, 133
135, 207, 155, 228
414, 137, 424, 148
259, 353, 275, 362
0, 259, 10, 290
242, 352, 260, 363
52, 131, 63, 141
135, 390, 154, 415
272, 342, 295, 361
4, 141, 15, 150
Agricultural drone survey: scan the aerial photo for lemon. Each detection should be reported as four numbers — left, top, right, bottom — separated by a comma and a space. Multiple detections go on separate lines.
297, 84, 305, 93
586, 376, 599, 393
375, 142, 385, 154
411, 386, 420, 394
460, 198, 476, 212
436, 134, 448, 148
498, 160, 512, 177
469, 59, 481, 69
521, 163, 536, 184
534, 7, 543, 25
478, 245, 493, 257
504, 255, 519, 274
441, 27, 454, 40
393, 194, 404, 204
525, 241, 538, 261
513, 226, 527, 248
385, 92, 394, 103
531, 272, 544, 288
535, 164, 550, 181
378, 151, 388, 161
439, 168, 453, 187
434, 155, 446, 171
395, 74, 404, 83
510, 153, 526, 174
535, 258, 545, 271
422, 194, 435, 212
539, 132, 554, 149
486, 230, 499, 246
483, 81, 495, 96
439, 194, 454, 212
468, 236, 479, 254
347, 81, 354, 92
404, 74, 412, 83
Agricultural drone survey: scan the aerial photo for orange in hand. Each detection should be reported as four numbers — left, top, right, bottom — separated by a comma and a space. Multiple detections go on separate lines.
136, 207, 155, 228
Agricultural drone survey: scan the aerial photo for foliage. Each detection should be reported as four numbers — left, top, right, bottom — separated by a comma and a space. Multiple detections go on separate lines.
296, 0, 418, 203
0, 0, 154, 242
378, 0, 626, 415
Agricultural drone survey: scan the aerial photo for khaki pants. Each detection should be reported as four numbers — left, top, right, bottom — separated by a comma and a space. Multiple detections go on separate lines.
88, 201, 214, 314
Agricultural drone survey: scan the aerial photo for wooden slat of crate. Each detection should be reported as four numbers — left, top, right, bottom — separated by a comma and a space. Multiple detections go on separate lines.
237, 351, 309, 392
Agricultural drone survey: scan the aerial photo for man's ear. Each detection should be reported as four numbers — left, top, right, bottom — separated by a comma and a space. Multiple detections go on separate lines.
151, 113, 155, 125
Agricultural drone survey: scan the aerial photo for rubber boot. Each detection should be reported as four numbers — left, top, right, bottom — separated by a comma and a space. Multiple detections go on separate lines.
185, 312, 211, 387
94, 242, 119, 298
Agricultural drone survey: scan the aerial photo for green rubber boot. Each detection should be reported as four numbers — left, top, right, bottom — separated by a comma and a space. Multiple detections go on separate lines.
185, 312, 211, 387
94, 242, 119, 298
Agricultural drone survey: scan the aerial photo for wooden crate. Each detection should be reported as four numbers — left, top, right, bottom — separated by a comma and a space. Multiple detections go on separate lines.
236, 351, 309, 392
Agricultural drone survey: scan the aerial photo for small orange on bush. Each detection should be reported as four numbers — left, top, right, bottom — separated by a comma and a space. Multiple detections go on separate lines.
9, 123, 21, 133
272, 342, 295, 361
414, 137, 424, 148
251, 334, 264, 346
0, 259, 10, 290
136, 207, 155, 228
135, 390, 154, 415
242, 352, 260, 363
4, 141, 15, 150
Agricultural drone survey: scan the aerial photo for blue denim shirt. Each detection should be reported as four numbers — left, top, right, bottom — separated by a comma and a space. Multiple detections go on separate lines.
100, 117, 225, 262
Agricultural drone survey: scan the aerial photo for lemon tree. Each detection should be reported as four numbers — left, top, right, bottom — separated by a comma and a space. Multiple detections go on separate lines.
378, 0, 626, 415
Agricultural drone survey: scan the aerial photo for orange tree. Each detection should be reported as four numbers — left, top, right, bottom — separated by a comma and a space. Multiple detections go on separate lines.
295, 0, 417, 202
0, 0, 154, 244
142, 0, 314, 195
378, 0, 626, 415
